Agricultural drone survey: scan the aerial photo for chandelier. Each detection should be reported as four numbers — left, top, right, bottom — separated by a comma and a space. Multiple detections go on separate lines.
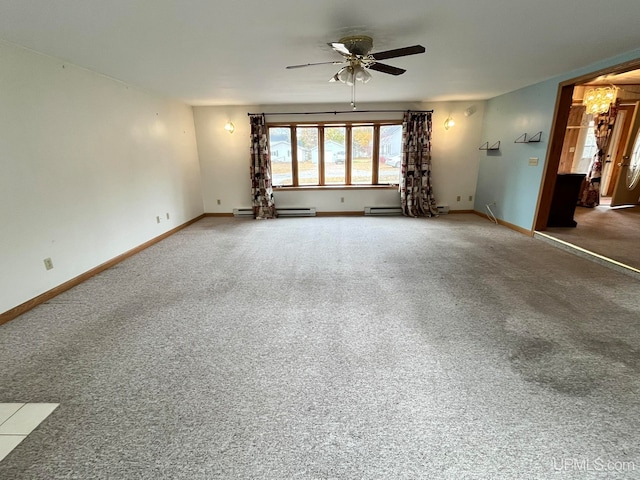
582, 86, 618, 115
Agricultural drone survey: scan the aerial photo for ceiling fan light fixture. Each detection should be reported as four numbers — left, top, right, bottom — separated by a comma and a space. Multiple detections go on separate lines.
336, 66, 350, 84
339, 67, 355, 86
354, 66, 371, 84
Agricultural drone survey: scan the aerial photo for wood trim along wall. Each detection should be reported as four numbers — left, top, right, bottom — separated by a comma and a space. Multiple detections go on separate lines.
472, 210, 534, 236
0, 214, 206, 326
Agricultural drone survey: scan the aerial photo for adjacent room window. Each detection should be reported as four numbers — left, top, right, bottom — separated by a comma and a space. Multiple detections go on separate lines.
269, 121, 402, 187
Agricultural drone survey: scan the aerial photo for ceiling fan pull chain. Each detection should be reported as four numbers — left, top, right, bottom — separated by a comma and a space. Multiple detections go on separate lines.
351, 81, 356, 110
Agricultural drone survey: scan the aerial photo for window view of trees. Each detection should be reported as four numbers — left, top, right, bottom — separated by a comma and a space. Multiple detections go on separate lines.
269, 122, 402, 187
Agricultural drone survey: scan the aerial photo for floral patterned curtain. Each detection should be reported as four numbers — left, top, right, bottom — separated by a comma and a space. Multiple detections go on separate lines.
400, 111, 439, 217
249, 114, 276, 219
578, 102, 619, 207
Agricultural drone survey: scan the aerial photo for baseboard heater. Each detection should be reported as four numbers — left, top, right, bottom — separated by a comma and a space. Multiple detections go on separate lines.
364, 206, 403, 216
232, 207, 317, 218
276, 207, 316, 217
363, 205, 450, 216
232, 208, 254, 218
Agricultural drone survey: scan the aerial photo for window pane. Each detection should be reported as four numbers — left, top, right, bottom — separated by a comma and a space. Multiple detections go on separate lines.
352, 126, 373, 184
378, 125, 403, 184
324, 126, 346, 184
269, 127, 292, 186
296, 127, 319, 185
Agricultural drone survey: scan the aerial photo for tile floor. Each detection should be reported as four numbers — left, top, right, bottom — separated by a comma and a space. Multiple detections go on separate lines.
0, 403, 58, 462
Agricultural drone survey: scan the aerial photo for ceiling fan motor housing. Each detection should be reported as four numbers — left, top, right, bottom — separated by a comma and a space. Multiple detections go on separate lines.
339, 35, 374, 56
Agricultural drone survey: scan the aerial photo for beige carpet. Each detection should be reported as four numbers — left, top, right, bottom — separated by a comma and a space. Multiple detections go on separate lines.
1, 215, 639, 479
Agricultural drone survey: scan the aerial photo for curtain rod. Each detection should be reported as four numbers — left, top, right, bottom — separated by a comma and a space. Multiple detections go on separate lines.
247, 109, 433, 116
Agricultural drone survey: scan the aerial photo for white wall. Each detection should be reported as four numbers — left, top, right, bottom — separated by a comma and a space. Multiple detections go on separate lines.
0, 40, 204, 314
193, 101, 485, 213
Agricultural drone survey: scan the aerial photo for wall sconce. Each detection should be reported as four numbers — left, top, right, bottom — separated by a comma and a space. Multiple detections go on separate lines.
444, 116, 456, 130
224, 121, 235, 134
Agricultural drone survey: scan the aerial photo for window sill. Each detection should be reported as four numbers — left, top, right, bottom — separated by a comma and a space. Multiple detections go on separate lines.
273, 185, 398, 191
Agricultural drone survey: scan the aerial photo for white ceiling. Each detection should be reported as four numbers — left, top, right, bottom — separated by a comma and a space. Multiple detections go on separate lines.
2, 0, 640, 106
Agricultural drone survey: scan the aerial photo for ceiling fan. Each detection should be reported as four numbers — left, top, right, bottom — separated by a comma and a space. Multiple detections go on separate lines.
286, 35, 426, 108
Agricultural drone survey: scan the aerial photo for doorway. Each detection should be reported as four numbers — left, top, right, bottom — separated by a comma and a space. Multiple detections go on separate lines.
535, 58, 640, 272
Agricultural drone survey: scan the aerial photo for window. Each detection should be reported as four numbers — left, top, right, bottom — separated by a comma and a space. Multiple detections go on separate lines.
379, 125, 403, 184
296, 127, 319, 185
582, 119, 598, 162
269, 121, 402, 187
269, 128, 293, 186
352, 126, 373, 184
324, 126, 346, 184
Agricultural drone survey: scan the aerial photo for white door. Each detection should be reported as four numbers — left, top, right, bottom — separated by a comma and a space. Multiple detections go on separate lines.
611, 102, 640, 206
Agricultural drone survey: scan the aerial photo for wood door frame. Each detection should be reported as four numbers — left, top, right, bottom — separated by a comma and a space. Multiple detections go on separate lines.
534, 57, 640, 231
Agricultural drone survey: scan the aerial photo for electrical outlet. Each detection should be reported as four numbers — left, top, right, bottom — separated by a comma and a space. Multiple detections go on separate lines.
456, 195, 461, 202
217, 199, 221, 205
528, 157, 539, 166
156, 216, 161, 224
340, 197, 344, 203
166, 212, 170, 220
44, 257, 54, 270
469, 195, 473, 201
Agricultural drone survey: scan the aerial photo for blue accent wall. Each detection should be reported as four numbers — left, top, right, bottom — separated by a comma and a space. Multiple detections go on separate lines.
475, 48, 640, 231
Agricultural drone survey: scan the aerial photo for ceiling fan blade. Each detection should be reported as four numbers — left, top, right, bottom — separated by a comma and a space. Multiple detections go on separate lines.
286, 61, 344, 69
328, 42, 352, 56
370, 45, 426, 61
368, 63, 406, 76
